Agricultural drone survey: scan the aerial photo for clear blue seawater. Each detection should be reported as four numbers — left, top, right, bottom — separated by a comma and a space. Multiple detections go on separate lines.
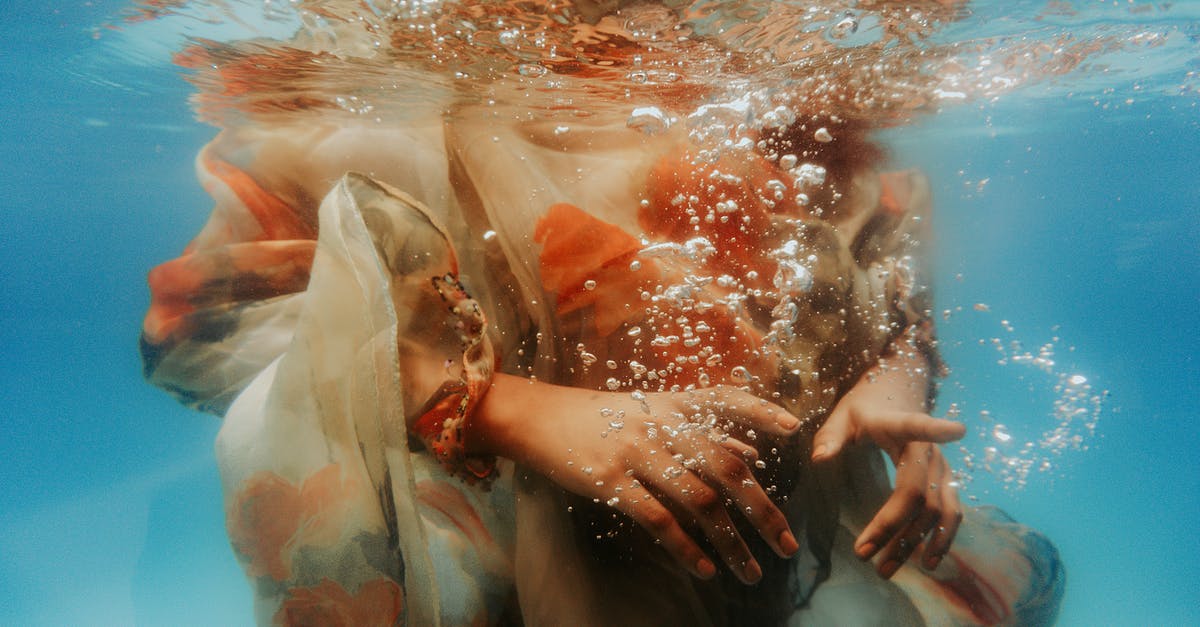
1, 1, 1196, 625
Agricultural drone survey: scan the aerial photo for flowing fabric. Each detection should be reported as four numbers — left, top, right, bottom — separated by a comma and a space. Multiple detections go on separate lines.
143, 109, 1063, 625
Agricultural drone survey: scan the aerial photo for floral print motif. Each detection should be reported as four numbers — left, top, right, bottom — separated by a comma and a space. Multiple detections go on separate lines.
225, 464, 361, 581
274, 577, 404, 627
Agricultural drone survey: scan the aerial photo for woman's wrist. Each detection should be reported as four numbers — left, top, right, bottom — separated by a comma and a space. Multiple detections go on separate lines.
854, 336, 933, 413
463, 373, 535, 460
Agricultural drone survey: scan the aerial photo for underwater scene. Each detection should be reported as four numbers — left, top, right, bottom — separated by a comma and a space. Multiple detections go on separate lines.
1, 0, 1197, 625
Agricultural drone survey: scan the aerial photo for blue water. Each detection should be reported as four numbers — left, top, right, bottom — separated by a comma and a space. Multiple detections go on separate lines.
1, 1, 1197, 625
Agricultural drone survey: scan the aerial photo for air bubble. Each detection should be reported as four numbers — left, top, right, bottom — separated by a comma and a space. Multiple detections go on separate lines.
627, 106, 671, 135
830, 16, 858, 40
789, 163, 826, 187
517, 63, 548, 77
498, 29, 520, 47
773, 260, 814, 295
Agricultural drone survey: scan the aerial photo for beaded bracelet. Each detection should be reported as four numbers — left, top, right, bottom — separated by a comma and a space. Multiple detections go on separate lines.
411, 273, 497, 485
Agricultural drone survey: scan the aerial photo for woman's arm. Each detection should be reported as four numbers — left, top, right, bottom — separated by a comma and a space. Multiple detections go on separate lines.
466, 375, 803, 584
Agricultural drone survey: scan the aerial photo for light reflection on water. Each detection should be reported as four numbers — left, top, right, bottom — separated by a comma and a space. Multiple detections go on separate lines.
99, 0, 1198, 125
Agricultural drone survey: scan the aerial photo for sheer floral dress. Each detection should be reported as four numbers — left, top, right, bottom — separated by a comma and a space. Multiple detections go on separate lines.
143, 107, 1063, 625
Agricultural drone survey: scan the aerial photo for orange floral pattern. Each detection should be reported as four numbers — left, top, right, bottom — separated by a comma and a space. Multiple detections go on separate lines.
641, 147, 802, 286
274, 578, 404, 627
534, 201, 778, 393
225, 464, 361, 581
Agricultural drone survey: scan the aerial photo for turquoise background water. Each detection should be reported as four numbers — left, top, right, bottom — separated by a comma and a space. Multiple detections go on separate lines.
1, 1, 1197, 624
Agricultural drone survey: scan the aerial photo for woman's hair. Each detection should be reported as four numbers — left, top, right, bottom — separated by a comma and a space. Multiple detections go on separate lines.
767, 115, 888, 214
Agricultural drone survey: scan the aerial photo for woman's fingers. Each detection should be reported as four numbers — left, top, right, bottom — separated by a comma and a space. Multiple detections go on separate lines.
607, 386, 804, 583
854, 488, 919, 563
872, 410, 967, 446
700, 386, 801, 436
874, 448, 944, 578
717, 436, 759, 463
854, 443, 934, 561
637, 464, 763, 584
613, 481, 718, 580
922, 457, 963, 570
678, 436, 799, 559
811, 406, 852, 462
855, 443, 964, 578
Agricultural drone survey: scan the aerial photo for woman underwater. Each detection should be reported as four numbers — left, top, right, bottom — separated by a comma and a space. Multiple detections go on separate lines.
140, 1, 1064, 624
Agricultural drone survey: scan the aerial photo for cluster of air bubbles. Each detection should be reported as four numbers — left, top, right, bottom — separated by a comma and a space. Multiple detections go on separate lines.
622, 3, 678, 43
686, 96, 754, 146
581, 391, 790, 505
674, 85, 835, 215
950, 314, 1106, 492
577, 343, 598, 367
685, 89, 816, 160
597, 406, 627, 438
335, 95, 374, 115
758, 105, 797, 129
799, 158, 830, 181
772, 259, 813, 297
638, 236, 716, 261
766, 238, 815, 302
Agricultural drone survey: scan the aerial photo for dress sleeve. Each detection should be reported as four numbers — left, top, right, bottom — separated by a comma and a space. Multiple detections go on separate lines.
214, 172, 503, 626
141, 139, 317, 415
349, 175, 498, 484
142, 135, 497, 481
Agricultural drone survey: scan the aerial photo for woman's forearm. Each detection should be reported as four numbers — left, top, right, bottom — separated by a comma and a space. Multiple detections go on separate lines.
459, 373, 804, 583
463, 373, 541, 461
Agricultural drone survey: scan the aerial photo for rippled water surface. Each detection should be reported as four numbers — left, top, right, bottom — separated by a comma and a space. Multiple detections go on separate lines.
1, 0, 1197, 624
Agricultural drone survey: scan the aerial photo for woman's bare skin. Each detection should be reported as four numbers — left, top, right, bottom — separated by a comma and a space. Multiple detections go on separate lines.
467, 332, 964, 583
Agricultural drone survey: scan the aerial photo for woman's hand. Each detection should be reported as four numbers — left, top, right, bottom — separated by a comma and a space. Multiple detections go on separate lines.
812, 355, 966, 578
470, 375, 802, 584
